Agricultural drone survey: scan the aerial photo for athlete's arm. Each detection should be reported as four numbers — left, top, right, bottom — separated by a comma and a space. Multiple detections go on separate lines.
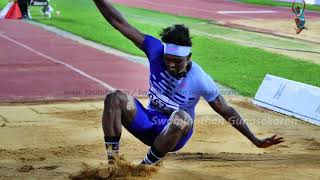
93, 0, 145, 50
303, 0, 306, 10
292, 0, 296, 13
209, 95, 284, 148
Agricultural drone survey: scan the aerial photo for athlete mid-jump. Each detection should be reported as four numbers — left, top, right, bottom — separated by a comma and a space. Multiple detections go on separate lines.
292, 0, 307, 34
93, 0, 284, 165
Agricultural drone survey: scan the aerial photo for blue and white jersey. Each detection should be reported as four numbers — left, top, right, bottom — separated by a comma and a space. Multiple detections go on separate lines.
298, 9, 305, 21
142, 35, 219, 120
295, 9, 305, 21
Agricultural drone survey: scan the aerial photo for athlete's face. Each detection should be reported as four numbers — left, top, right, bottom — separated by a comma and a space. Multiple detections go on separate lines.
163, 54, 191, 77
296, 7, 300, 12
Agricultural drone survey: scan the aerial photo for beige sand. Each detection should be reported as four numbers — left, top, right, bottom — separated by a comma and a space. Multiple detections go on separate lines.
0, 97, 319, 179
230, 19, 320, 44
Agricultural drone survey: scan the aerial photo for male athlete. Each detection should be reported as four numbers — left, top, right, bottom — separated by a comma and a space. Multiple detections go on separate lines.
292, 0, 307, 34
93, 0, 284, 165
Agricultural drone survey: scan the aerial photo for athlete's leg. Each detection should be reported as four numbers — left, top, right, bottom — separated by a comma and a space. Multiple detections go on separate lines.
142, 109, 193, 165
294, 18, 300, 29
154, 110, 193, 152
102, 90, 137, 159
296, 20, 305, 34
17, 0, 28, 18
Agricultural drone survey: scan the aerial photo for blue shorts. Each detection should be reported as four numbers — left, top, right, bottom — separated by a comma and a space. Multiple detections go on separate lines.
125, 99, 193, 152
298, 20, 305, 29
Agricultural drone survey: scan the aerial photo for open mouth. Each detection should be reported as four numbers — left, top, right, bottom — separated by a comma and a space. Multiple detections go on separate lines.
168, 69, 177, 75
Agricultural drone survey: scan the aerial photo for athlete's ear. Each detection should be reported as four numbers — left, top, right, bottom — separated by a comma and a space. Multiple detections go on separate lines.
187, 53, 192, 61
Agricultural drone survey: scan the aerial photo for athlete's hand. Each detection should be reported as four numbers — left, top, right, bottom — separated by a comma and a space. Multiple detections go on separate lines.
254, 135, 284, 148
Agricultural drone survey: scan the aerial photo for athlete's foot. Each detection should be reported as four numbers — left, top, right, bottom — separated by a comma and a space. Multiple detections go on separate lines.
108, 159, 115, 165
139, 159, 162, 166
296, 28, 303, 34
107, 154, 119, 164
139, 160, 158, 166
140, 160, 150, 165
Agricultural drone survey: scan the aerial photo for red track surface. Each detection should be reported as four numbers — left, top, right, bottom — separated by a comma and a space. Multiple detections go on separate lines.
0, 20, 149, 103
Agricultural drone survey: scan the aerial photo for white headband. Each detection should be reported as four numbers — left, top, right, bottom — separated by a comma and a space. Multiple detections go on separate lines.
164, 43, 191, 57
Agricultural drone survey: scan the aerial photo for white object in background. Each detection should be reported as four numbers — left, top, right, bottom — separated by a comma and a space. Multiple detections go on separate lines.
0, 2, 14, 19
41, 5, 53, 18
305, 0, 320, 5
253, 74, 320, 126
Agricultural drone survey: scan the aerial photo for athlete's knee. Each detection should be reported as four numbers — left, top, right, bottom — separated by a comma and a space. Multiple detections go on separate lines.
169, 110, 193, 135
104, 90, 124, 107
104, 90, 135, 111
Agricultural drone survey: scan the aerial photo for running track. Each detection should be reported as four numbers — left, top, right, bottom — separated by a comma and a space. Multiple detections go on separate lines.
0, 20, 149, 103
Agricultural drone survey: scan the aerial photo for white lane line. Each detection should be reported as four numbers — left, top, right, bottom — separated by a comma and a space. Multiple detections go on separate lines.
134, 0, 215, 13
122, 0, 276, 19
0, 33, 116, 91
217, 10, 277, 14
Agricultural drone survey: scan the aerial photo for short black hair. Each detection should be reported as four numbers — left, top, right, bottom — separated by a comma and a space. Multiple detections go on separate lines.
160, 24, 192, 47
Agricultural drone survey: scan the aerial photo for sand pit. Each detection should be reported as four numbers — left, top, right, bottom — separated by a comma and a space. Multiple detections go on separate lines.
70, 156, 159, 179
229, 19, 320, 44
0, 97, 319, 179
